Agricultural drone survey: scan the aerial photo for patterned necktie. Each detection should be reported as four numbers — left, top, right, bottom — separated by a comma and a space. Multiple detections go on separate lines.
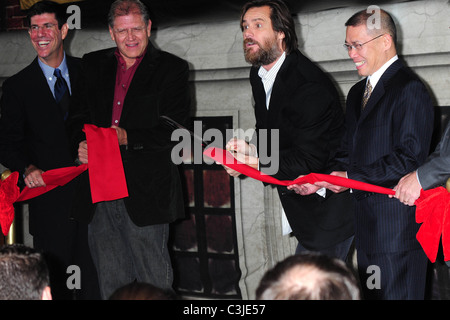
361, 80, 372, 110
53, 68, 70, 119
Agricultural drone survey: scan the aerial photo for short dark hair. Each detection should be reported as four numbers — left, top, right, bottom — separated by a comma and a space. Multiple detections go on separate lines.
345, 8, 397, 46
256, 253, 360, 300
108, 0, 150, 28
0, 244, 50, 300
240, 0, 298, 54
26, 0, 67, 29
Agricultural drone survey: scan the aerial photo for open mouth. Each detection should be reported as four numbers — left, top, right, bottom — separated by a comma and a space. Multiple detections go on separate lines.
38, 41, 50, 47
355, 60, 366, 69
244, 39, 258, 48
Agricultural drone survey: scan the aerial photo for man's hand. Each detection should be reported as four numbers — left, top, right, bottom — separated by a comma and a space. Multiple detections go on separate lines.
314, 171, 349, 193
112, 125, 128, 146
287, 180, 321, 195
226, 138, 257, 156
222, 138, 258, 177
392, 171, 421, 206
24, 164, 45, 188
223, 152, 259, 177
78, 140, 88, 164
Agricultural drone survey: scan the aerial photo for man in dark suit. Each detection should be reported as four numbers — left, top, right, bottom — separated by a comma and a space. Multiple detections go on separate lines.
0, 1, 99, 299
224, 0, 354, 262
294, 9, 434, 299
67, 0, 190, 299
394, 121, 450, 206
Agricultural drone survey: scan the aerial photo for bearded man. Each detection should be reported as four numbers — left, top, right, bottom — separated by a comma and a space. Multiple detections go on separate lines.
223, 0, 355, 261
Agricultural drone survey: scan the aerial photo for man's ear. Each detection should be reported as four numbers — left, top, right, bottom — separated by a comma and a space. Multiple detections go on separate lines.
60, 23, 69, 41
41, 286, 52, 300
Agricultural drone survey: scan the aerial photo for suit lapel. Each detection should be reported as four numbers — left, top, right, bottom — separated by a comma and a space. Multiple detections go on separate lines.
268, 53, 295, 117
358, 59, 403, 123
96, 50, 117, 126
250, 67, 269, 128
119, 45, 158, 123
66, 56, 79, 92
29, 58, 59, 106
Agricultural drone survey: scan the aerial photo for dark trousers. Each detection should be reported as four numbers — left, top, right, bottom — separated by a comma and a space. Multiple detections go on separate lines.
296, 235, 355, 262
357, 248, 428, 300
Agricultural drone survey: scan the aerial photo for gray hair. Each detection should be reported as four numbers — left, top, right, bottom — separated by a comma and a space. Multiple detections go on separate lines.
108, 0, 150, 28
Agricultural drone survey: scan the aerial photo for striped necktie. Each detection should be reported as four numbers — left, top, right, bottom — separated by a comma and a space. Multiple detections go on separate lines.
361, 80, 372, 110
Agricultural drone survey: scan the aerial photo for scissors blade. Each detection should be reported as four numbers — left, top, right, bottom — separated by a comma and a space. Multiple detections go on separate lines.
160, 115, 210, 148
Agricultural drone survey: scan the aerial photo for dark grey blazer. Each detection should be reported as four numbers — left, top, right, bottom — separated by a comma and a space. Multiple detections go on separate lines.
418, 121, 450, 189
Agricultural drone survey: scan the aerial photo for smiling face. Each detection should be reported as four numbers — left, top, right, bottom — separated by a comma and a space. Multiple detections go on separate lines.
345, 24, 394, 77
28, 13, 67, 68
109, 13, 151, 69
242, 6, 285, 70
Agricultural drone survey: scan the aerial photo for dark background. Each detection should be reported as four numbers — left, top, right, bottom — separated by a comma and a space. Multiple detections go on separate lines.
9, 0, 417, 29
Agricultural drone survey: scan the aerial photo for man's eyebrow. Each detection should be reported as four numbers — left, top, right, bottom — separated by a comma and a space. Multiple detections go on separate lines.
242, 17, 265, 24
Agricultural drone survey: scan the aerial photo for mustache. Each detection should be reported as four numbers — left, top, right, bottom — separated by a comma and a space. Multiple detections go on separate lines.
243, 38, 260, 47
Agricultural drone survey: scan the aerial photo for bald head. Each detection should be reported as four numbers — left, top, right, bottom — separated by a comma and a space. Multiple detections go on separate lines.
256, 253, 360, 300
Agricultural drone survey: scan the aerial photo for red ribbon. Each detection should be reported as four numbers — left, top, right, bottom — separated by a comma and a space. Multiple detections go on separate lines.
415, 187, 450, 262
203, 146, 395, 195
83, 124, 128, 203
203, 146, 450, 262
0, 124, 128, 235
0, 172, 20, 236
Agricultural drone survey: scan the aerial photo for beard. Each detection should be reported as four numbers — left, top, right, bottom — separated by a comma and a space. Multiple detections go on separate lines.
243, 37, 282, 67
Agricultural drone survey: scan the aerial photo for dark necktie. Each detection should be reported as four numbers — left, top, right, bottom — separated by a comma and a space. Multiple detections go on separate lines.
53, 68, 70, 119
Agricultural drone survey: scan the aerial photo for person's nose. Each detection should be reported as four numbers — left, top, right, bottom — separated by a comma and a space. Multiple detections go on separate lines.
348, 47, 358, 59
243, 27, 253, 39
37, 26, 45, 37
126, 29, 135, 40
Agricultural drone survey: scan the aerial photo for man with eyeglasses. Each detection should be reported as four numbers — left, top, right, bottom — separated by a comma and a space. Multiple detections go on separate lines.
292, 8, 434, 299
66, 0, 190, 299
0, 1, 99, 299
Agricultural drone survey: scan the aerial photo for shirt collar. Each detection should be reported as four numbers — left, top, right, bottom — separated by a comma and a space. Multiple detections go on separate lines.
38, 52, 68, 81
258, 51, 286, 81
114, 48, 147, 69
367, 55, 398, 89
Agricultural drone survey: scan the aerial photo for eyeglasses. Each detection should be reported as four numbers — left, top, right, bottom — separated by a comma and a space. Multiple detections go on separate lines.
343, 34, 384, 51
28, 23, 57, 34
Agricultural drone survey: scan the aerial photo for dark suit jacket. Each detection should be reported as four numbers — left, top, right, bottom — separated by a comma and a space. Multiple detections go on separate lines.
251, 50, 354, 250
67, 43, 190, 227
0, 56, 80, 235
418, 121, 450, 189
334, 59, 434, 253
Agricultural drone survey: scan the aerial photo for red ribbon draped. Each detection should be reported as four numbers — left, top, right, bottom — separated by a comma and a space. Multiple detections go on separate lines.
415, 187, 450, 262
203, 146, 450, 262
0, 124, 128, 235
203, 146, 395, 194
83, 124, 128, 203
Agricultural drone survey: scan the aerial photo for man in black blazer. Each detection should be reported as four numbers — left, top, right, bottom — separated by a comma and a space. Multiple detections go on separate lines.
0, 1, 99, 299
225, 0, 354, 262
297, 9, 435, 299
67, 0, 190, 299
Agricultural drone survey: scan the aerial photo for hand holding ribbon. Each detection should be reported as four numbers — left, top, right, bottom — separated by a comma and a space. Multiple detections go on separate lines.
203, 146, 450, 263
203, 146, 395, 195
0, 124, 129, 236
